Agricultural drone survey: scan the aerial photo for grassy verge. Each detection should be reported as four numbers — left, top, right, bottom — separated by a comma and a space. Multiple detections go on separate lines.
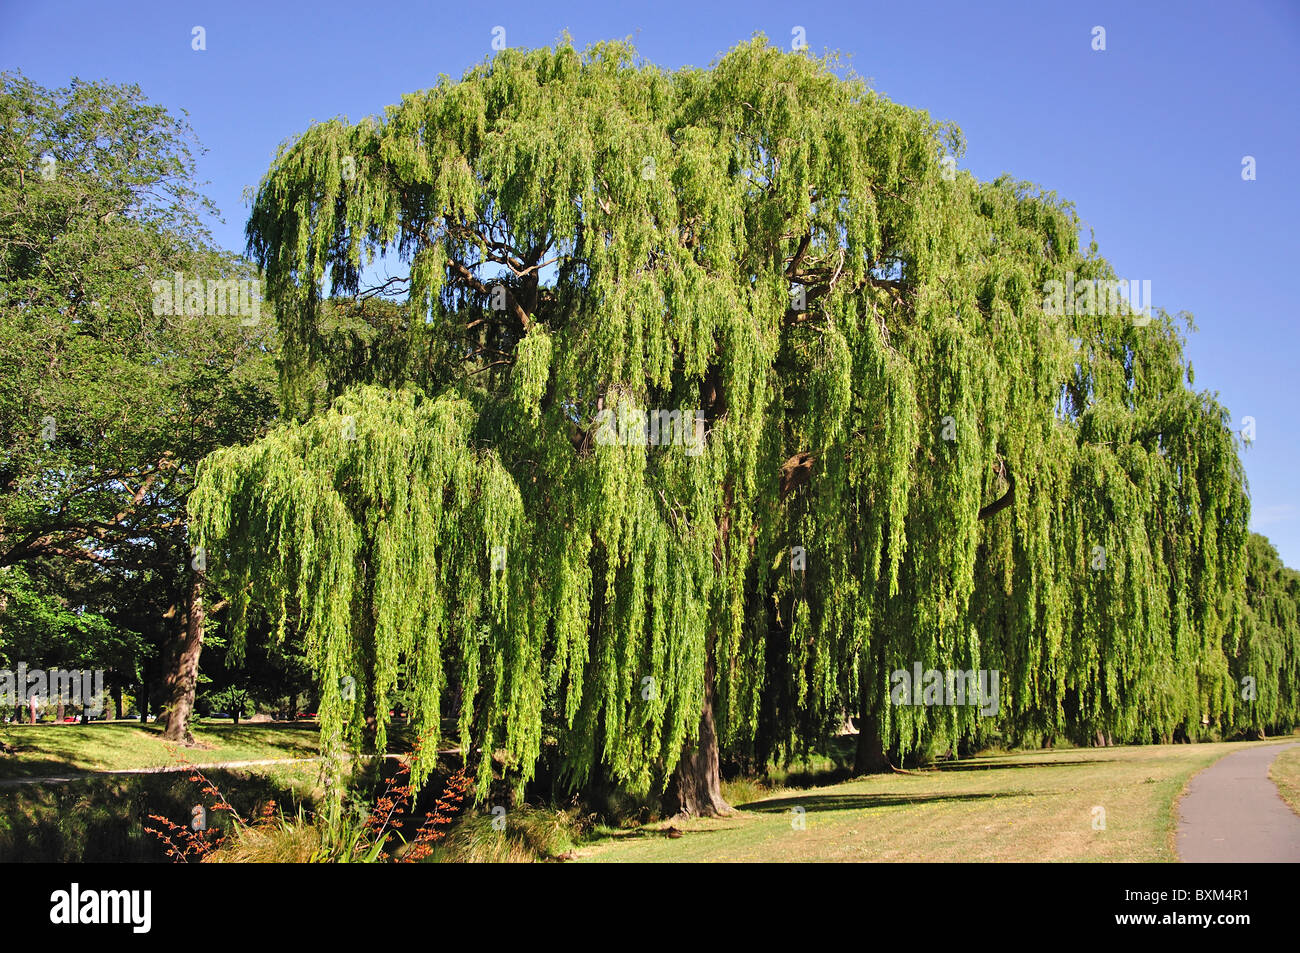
0, 721, 323, 780
1268, 743, 1300, 817
422, 807, 585, 862
575, 739, 1292, 863
208, 759, 585, 864
8, 731, 1295, 862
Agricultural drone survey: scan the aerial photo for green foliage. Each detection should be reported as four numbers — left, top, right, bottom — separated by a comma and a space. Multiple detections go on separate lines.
192, 36, 1281, 810
1228, 534, 1300, 734
0, 72, 280, 718
0, 564, 139, 672
198, 685, 251, 722
0, 72, 264, 561
192, 386, 527, 799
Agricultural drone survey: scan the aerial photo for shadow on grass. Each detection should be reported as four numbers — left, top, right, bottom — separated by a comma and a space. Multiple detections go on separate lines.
0, 768, 311, 862
198, 720, 322, 732
595, 824, 744, 842
740, 790, 1032, 813
0, 755, 90, 782
933, 758, 1110, 771
0, 725, 321, 784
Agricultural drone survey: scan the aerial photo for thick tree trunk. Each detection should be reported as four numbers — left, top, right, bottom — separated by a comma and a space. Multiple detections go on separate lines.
113, 684, 124, 721
665, 648, 731, 817
159, 574, 204, 744
853, 643, 892, 774
854, 716, 891, 774
854, 676, 891, 774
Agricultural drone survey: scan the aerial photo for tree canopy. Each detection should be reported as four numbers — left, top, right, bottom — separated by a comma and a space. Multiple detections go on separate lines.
188, 37, 1289, 812
0, 73, 279, 729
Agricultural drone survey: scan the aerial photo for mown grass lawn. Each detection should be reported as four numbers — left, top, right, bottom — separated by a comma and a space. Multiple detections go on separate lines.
575, 738, 1299, 863
0, 721, 323, 780
1269, 743, 1300, 816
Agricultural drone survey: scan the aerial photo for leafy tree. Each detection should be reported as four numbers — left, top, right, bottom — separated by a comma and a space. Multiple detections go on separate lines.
0, 561, 142, 721
0, 73, 279, 740
192, 38, 1264, 817
198, 611, 315, 723
1228, 533, 1300, 737
198, 685, 252, 724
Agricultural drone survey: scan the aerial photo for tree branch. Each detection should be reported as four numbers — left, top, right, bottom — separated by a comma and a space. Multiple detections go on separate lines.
978, 461, 1016, 520
446, 257, 531, 332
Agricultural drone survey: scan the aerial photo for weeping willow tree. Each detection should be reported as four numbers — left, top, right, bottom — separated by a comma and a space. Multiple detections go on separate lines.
190, 36, 1269, 817
1227, 533, 1300, 737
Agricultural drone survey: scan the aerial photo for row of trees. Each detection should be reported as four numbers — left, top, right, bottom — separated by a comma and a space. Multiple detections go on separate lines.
3, 42, 1298, 816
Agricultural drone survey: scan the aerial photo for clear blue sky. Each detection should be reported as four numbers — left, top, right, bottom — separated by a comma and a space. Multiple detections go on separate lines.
4, 0, 1298, 564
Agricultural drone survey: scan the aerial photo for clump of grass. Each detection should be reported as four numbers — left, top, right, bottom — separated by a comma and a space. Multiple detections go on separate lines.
203, 758, 473, 863
721, 775, 777, 808
205, 804, 324, 862
427, 806, 587, 862
143, 767, 239, 861
1269, 742, 1300, 817
208, 798, 587, 863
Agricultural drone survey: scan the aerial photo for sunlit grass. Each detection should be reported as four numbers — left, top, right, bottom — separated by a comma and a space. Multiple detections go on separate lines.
0, 722, 323, 780
1269, 743, 1300, 816
577, 738, 1299, 863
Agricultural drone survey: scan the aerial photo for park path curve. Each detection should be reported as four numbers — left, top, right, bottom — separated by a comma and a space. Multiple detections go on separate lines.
0, 756, 326, 789
1176, 741, 1300, 862
0, 746, 471, 789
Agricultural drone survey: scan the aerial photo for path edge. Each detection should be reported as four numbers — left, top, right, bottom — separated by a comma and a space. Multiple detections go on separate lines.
1170, 738, 1299, 862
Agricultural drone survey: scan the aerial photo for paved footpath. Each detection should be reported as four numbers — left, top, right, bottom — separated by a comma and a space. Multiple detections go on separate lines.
1176, 742, 1300, 862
